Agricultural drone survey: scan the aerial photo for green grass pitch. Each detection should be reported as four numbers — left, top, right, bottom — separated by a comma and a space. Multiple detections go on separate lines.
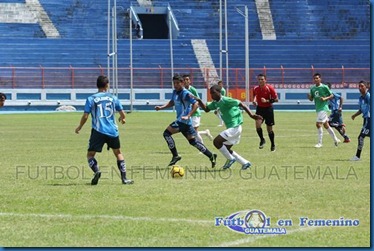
0, 111, 370, 247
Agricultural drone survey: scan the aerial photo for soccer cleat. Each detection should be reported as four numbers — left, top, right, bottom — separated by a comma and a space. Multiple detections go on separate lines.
314, 143, 323, 148
270, 145, 276, 152
241, 162, 252, 170
122, 179, 134, 185
350, 156, 361, 161
91, 171, 101, 185
222, 159, 236, 169
343, 138, 351, 143
210, 153, 217, 168
168, 155, 182, 166
206, 129, 214, 141
334, 138, 341, 146
259, 139, 266, 149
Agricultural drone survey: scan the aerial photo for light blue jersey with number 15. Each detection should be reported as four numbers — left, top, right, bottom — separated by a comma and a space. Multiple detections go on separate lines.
84, 92, 123, 137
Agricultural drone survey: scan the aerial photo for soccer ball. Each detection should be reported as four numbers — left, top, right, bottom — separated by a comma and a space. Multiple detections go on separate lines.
170, 165, 185, 178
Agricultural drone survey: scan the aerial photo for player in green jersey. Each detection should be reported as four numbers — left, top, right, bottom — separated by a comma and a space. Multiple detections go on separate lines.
214, 80, 226, 126
183, 74, 213, 143
308, 73, 340, 148
193, 85, 262, 170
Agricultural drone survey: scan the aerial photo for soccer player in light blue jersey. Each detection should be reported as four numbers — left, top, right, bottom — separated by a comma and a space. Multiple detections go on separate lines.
351, 80, 370, 161
326, 83, 350, 143
75, 75, 134, 185
155, 75, 217, 167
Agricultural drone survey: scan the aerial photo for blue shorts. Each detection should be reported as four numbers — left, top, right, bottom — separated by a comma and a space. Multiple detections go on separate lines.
329, 110, 343, 127
169, 120, 196, 137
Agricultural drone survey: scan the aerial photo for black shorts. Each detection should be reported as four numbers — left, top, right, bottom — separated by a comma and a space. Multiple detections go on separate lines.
256, 106, 275, 126
88, 129, 121, 152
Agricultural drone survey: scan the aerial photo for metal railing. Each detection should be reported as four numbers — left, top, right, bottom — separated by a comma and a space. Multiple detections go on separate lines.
0, 66, 369, 90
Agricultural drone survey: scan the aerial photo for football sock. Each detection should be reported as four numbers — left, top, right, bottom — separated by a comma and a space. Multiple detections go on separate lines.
231, 151, 248, 165
317, 127, 323, 144
117, 160, 128, 180
268, 131, 275, 147
189, 138, 213, 158
256, 128, 264, 141
196, 132, 204, 143
356, 134, 365, 158
326, 126, 338, 141
219, 145, 235, 160
163, 130, 178, 156
88, 157, 99, 173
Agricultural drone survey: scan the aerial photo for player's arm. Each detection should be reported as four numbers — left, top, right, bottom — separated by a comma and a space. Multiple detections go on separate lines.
181, 102, 198, 120
75, 112, 89, 134
155, 100, 174, 111
321, 93, 333, 101
192, 96, 210, 112
307, 90, 313, 101
338, 96, 344, 112
268, 86, 279, 103
239, 102, 262, 121
351, 110, 362, 120
118, 110, 126, 124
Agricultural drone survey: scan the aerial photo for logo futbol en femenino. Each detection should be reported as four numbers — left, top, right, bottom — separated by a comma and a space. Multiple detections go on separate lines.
215, 209, 287, 235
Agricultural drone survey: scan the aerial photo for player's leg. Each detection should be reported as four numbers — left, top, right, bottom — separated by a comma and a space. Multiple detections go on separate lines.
323, 120, 340, 146
265, 107, 276, 152
112, 149, 134, 185
109, 136, 134, 185
87, 129, 105, 185
315, 121, 323, 148
352, 118, 370, 160
191, 116, 204, 143
182, 124, 217, 168
163, 122, 181, 165
255, 107, 265, 149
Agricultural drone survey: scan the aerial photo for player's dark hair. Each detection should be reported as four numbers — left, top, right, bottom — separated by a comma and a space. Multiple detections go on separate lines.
257, 73, 266, 79
313, 73, 321, 78
97, 75, 109, 88
326, 82, 331, 89
0, 92, 6, 100
173, 75, 184, 82
210, 84, 221, 93
182, 74, 190, 79
359, 80, 369, 87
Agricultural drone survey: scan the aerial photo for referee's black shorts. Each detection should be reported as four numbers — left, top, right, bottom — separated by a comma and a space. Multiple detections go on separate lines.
88, 129, 121, 152
256, 106, 275, 126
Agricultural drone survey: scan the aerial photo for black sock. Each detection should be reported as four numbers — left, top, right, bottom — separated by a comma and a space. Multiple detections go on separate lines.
268, 131, 275, 147
88, 157, 99, 173
163, 130, 178, 156
117, 160, 127, 181
193, 140, 213, 158
256, 128, 264, 141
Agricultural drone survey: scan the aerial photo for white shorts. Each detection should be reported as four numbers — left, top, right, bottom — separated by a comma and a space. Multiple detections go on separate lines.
316, 111, 328, 123
191, 116, 201, 128
220, 125, 242, 145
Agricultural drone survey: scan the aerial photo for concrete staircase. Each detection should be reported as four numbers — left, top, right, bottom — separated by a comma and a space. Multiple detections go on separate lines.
191, 39, 219, 85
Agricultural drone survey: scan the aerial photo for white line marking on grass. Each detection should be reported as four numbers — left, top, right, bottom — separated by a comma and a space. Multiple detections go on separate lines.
213, 227, 317, 247
0, 212, 212, 225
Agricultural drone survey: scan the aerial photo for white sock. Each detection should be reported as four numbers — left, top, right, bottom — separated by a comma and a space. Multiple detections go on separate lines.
219, 145, 235, 160
326, 126, 338, 141
199, 130, 207, 136
231, 151, 248, 165
196, 132, 204, 143
317, 127, 323, 144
